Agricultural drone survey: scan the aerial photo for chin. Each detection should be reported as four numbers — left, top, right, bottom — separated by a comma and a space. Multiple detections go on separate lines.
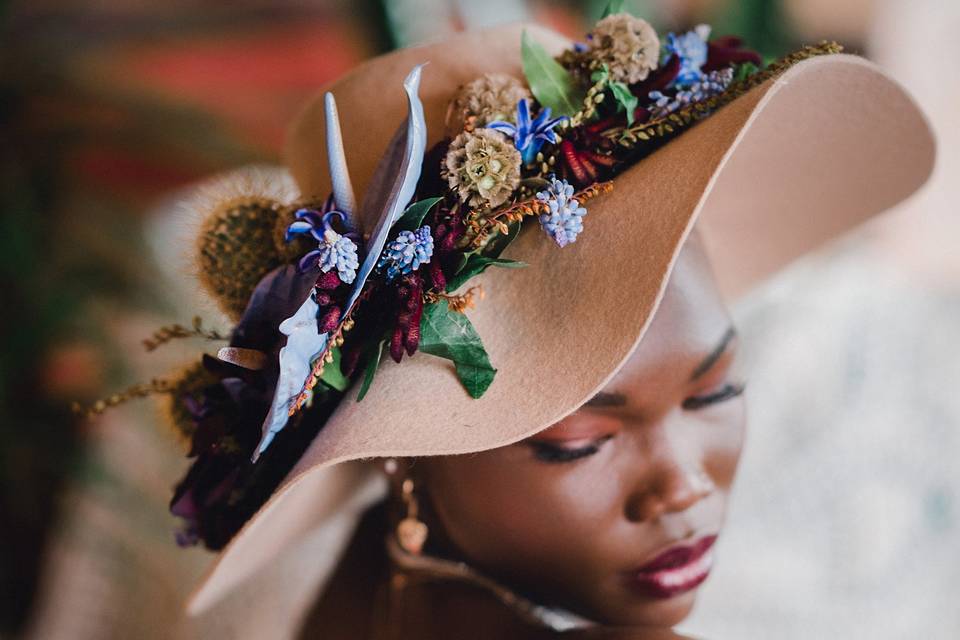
635, 590, 699, 627
595, 588, 700, 629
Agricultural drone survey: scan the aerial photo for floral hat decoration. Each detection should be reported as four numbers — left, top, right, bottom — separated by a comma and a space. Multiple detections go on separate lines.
79, 1, 934, 612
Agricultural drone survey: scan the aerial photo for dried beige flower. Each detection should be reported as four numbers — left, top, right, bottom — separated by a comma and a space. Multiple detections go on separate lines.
587, 13, 660, 84
446, 73, 531, 132
444, 128, 521, 208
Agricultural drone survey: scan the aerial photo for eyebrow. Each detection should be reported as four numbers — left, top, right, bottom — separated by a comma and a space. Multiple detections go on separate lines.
689, 326, 737, 381
584, 391, 627, 407
583, 326, 737, 408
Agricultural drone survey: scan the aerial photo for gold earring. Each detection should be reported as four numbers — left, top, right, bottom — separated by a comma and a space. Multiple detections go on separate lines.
397, 477, 429, 555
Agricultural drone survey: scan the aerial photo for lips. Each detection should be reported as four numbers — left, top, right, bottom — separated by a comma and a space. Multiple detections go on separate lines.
625, 535, 718, 599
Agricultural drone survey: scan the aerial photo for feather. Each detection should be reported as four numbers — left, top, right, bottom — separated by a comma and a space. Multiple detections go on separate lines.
344, 63, 427, 314
253, 64, 429, 457
254, 293, 328, 459
324, 92, 359, 232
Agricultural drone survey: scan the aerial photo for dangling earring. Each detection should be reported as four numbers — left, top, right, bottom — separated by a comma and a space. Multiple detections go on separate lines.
397, 477, 429, 555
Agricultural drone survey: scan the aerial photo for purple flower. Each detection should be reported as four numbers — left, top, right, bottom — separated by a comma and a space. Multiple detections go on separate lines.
377, 225, 433, 281
664, 25, 711, 86
536, 176, 587, 247
488, 99, 567, 165
286, 198, 360, 283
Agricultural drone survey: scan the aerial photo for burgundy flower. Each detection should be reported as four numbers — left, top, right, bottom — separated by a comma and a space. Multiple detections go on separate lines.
635, 54, 681, 94
703, 36, 762, 72
389, 273, 424, 363
560, 136, 618, 187
314, 269, 347, 334
428, 206, 466, 291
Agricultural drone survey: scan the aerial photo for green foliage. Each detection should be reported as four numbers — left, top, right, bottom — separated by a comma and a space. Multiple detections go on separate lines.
480, 221, 522, 259
446, 255, 526, 293
602, 0, 625, 17
319, 347, 350, 392
418, 302, 496, 398
735, 61, 760, 83
356, 339, 385, 401
521, 30, 586, 118
393, 197, 442, 232
609, 81, 639, 125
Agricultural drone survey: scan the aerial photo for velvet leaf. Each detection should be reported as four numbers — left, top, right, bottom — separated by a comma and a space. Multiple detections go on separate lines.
418, 302, 496, 398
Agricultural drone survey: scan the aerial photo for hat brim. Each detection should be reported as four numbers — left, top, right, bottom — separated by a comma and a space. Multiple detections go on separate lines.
187, 24, 934, 614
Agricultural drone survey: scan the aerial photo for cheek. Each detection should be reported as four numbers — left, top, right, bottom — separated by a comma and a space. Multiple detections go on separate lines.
424, 450, 626, 575
699, 396, 747, 489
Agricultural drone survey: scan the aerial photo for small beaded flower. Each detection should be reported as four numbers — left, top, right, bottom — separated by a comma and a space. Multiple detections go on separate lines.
286, 208, 360, 283
444, 128, 522, 208
648, 68, 734, 119
664, 25, 711, 86
377, 226, 434, 281
586, 13, 660, 84
536, 177, 587, 247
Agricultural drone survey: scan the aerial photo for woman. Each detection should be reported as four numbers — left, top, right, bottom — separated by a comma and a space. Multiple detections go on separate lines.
299, 231, 743, 639
91, 11, 933, 639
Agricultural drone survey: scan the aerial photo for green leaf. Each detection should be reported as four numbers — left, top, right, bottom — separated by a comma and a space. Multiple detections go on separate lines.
590, 64, 610, 85
480, 220, 522, 259
602, 0, 625, 18
418, 303, 496, 398
319, 347, 349, 392
356, 339, 386, 401
609, 81, 639, 125
393, 197, 443, 232
734, 62, 760, 83
521, 30, 586, 118
446, 255, 526, 293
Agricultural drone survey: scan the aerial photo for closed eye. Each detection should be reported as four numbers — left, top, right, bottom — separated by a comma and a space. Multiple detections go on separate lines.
682, 382, 745, 411
529, 435, 613, 464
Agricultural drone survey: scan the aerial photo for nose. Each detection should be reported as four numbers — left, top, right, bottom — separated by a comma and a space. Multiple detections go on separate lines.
625, 461, 715, 523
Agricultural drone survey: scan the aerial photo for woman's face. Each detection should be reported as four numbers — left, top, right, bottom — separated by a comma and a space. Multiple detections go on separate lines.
415, 236, 746, 628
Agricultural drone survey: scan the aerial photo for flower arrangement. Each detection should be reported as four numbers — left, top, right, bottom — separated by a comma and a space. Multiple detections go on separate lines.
78, 1, 845, 550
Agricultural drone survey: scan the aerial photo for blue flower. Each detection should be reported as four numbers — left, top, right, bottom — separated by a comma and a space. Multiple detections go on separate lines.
664, 25, 711, 86
648, 68, 733, 119
488, 99, 567, 166
286, 204, 360, 284
377, 225, 433, 281
536, 177, 587, 248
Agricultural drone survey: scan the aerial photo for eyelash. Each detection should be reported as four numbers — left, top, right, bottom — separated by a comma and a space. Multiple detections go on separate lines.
530, 435, 613, 464
681, 382, 745, 410
530, 383, 746, 464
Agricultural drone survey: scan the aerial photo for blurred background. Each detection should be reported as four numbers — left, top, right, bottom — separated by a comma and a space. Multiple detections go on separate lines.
0, 0, 956, 638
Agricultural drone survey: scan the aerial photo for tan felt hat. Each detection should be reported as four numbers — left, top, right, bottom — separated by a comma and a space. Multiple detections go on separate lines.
187, 23, 934, 613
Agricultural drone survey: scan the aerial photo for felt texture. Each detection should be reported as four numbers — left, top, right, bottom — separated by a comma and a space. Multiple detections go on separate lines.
187, 24, 934, 614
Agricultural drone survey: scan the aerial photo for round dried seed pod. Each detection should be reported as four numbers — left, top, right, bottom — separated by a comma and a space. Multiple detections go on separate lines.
196, 196, 285, 321
159, 360, 219, 445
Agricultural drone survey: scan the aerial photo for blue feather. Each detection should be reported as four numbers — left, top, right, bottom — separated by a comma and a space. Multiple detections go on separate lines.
253, 64, 428, 459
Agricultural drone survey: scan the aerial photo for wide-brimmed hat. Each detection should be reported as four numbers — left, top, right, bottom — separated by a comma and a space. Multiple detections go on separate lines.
183, 22, 933, 612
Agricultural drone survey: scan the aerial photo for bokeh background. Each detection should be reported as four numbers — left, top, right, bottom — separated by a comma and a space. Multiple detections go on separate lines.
1, 0, 956, 638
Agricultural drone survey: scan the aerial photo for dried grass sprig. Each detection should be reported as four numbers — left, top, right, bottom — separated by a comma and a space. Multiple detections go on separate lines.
72, 377, 177, 419
142, 316, 229, 352
289, 313, 355, 416
425, 285, 484, 312
607, 42, 844, 149
465, 180, 614, 249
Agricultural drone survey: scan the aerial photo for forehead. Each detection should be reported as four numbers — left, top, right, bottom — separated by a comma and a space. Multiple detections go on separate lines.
609, 232, 731, 385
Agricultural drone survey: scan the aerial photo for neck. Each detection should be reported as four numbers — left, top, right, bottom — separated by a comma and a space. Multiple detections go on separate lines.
387, 536, 595, 633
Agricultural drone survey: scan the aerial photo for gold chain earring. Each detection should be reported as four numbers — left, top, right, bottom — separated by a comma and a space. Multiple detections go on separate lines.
396, 477, 429, 555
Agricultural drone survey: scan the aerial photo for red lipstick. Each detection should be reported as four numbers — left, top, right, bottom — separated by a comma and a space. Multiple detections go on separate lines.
626, 535, 717, 599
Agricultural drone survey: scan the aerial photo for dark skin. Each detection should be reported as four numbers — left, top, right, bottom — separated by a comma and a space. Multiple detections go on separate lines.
303, 235, 744, 638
